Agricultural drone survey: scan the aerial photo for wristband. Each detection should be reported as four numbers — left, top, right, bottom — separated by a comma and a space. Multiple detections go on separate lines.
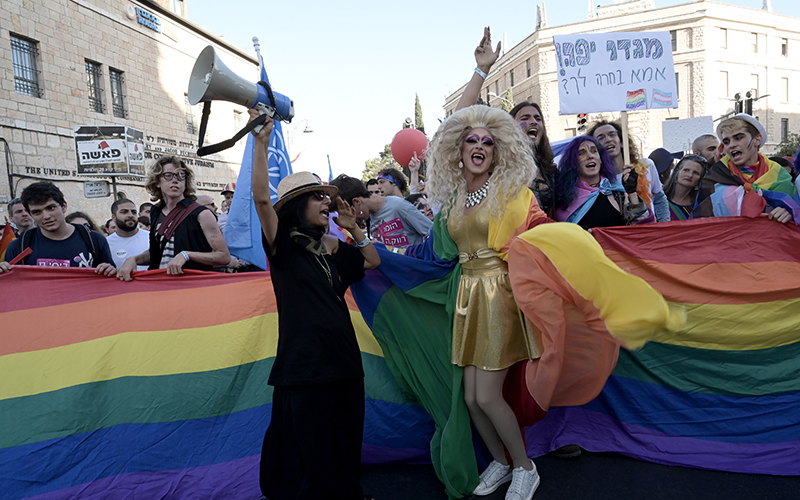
181, 251, 190, 262
356, 238, 371, 248
474, 67, 488, 79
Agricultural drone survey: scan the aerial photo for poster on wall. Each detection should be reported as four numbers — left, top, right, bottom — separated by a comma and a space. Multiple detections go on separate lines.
554, 31, 678, 115
74, 126, 146, 176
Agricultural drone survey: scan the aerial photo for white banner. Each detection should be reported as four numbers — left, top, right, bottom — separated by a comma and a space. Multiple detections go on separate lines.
76, 138, 127, 166
554, 32, 678, 115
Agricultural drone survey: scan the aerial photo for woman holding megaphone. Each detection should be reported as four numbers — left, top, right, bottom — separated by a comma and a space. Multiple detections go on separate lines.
247, 109, 380, 500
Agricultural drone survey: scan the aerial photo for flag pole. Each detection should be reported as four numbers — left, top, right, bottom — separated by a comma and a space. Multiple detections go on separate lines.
252, 37, 262, 74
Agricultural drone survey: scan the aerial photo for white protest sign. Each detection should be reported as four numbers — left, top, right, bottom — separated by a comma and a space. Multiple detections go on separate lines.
554, 32, 678, 115
662, 116, 715, 152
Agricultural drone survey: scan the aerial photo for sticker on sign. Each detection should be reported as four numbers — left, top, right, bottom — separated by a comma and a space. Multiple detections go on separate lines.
84, 181, 111, 198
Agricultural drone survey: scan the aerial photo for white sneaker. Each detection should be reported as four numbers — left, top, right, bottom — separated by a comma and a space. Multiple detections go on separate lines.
504, 460, 540, 500
472, 460, 512, 496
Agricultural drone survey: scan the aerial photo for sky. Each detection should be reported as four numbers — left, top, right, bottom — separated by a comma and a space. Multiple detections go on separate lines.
187, 0, 794, 180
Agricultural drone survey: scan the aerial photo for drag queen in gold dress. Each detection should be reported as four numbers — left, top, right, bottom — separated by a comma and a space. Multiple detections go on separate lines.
426, 105, 548, 500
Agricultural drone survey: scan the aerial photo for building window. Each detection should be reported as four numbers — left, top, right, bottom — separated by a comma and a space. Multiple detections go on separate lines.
565, 128, 577, 138
510, 70, 515, 87
781, 77, 789, 102
751, 33, 758, 53
781, 118, 789, 142
85, 60, 104, 113
109, 68, 126, 118
170, 0, 183, 15
486, 89, 490, 104
10, 34, 42, 97
184, 94, 196, 134
720, 71, 729, 98
720, 28, 727, 49
782, 38, 788, 57
670, 30, 677, 52
675, 72, 680, 100
526, 59, 531, 78
750, 74, 759, 98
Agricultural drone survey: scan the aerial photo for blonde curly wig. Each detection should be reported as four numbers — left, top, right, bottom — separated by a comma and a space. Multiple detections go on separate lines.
426, 105, 538, 229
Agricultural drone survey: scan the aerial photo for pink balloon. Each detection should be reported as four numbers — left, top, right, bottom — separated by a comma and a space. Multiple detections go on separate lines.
391, 129, 428, 167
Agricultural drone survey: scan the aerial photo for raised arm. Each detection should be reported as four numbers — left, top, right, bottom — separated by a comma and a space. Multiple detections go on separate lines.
249, 108, 278, 251
455, 27, 501, 112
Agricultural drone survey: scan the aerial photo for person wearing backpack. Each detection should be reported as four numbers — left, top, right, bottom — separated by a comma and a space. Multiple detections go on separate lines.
1, 181, 115, 275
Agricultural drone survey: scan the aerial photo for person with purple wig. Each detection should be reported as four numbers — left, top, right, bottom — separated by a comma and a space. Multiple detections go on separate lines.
554, 136, 653, 229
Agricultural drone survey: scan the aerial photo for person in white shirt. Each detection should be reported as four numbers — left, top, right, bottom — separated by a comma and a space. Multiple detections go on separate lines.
106, 198, 149, 270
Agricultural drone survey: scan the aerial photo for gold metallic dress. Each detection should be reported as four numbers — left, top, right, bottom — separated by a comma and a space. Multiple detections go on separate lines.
448, 202, 538, 370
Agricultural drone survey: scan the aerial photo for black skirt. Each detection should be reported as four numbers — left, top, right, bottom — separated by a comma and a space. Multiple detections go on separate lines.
260, 378, 365, 500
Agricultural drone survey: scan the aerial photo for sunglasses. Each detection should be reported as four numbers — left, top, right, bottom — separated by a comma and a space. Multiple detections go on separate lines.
681, 154, 708, 164
310, 191, 330, 201
159, 171, 186, 181
464, 135, 495, 146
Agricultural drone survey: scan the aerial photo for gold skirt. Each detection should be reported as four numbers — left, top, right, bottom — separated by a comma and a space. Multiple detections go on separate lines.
452, 256, 540, 370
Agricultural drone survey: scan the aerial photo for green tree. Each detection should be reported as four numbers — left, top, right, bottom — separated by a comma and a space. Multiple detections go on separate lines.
362, 143, 401, 182
501, 88, 515, 112
774, 132, 800, 157
415, 94, 425, 134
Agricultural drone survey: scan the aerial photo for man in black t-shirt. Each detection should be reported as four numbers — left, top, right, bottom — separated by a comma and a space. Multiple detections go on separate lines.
1, 182, 115, 275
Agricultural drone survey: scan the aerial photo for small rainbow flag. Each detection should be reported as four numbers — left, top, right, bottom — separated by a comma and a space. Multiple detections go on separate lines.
626, 89, 647, 110
652, 88, 673, 107
0, 223, 16, 261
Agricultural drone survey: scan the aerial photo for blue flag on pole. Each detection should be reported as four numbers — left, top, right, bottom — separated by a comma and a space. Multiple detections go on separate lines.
224, 53, 292, 270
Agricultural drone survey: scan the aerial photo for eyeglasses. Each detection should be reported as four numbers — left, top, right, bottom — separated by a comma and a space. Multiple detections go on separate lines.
159, 171, 186, 181
464, 135, 495, 146
310, 191, 330, 201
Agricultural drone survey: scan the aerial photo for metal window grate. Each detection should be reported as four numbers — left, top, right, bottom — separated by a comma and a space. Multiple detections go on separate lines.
185, 94, 196, 134
11, 35, 42, 97
110, 69, 127, 118
86, 60, 104, 113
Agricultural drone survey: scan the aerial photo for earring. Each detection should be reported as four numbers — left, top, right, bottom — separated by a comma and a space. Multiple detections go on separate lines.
458, 160, 464, 169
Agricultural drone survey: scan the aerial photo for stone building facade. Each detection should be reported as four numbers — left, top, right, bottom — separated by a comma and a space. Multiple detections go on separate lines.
1, 0, 256, 224
444, 0, 800, 157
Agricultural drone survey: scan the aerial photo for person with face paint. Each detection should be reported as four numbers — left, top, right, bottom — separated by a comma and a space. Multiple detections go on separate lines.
453, 28, 559, 217
694, 114, 798, 224
554, 136, 653, 228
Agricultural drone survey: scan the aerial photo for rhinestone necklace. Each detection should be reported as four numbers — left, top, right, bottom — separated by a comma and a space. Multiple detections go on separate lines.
465, 179, 491, 208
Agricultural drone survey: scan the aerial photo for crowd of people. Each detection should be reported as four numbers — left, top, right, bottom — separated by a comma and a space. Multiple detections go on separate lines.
3, 26, 800, 500
0, 156, 252, 276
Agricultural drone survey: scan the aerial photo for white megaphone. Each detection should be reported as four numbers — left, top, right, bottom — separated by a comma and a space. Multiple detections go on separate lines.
188, 45, 294, 123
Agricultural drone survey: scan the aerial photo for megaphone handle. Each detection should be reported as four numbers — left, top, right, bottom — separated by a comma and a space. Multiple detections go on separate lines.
252, 103, 274, 135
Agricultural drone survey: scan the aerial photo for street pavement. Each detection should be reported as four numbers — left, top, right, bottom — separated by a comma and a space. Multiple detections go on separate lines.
361, 451, 798, 500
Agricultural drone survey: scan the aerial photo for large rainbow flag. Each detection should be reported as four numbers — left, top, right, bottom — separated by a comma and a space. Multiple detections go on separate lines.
522, 217, 800, 475
0, 268, 432, 500
2, 217, 798, 499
